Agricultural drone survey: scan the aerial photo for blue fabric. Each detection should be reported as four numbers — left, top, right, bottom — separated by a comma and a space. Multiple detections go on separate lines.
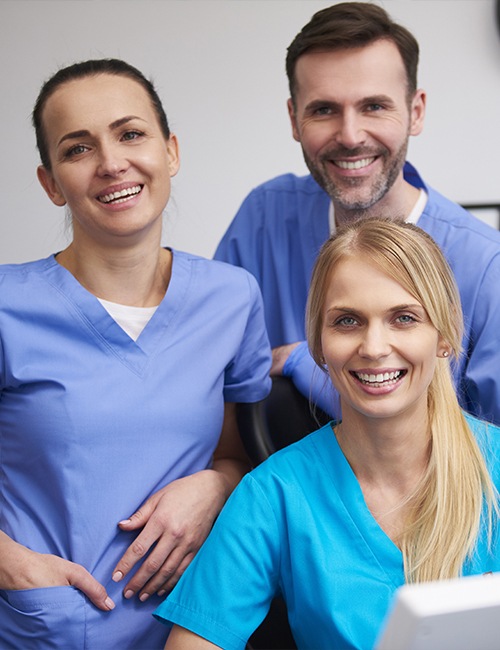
154, 414, 500, 650
0, 250, 271, 649
214, 164, 500, 425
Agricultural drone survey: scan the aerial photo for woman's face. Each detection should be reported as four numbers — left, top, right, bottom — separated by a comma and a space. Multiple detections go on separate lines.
321, 256, 445, 424
37, 73, 179, 246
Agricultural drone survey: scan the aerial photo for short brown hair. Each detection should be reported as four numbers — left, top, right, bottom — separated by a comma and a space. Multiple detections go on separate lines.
286, 2, 419, 104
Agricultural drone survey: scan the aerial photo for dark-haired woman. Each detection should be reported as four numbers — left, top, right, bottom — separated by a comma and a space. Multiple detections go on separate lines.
0, 59, 271, 649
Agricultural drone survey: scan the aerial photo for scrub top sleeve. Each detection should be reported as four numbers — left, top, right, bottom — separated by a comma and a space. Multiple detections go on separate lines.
283, 341, 339, 418
223, 272, 271, 403
214, 187, 263, 272
461, 253, 500, 425
153, 474, 282, 650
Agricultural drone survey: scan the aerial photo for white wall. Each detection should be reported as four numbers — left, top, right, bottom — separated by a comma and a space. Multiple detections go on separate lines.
1, 0, 499, 263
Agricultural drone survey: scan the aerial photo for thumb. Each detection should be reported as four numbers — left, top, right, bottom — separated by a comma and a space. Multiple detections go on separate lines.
70, 565, 115, 612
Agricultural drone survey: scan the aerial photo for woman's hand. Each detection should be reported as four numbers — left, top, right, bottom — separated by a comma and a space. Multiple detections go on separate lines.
111, 469, 231, 600
0, 532, 114, 611
112, 403, 250, 601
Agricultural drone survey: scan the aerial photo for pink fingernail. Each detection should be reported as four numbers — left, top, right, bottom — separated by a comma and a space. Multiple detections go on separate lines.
124, 590, 134, 599
112, 571, 123, 582
139, 592, 150, 602
105, 597, 115, 610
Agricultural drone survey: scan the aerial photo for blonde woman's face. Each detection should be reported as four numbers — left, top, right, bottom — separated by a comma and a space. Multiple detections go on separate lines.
321, 257, 444, 423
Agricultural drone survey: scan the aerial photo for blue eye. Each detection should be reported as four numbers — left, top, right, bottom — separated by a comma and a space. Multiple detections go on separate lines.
65, 144, 88, 158
336, 316, 358, 327
396, 314, 416, 324
122, 130, 144, 141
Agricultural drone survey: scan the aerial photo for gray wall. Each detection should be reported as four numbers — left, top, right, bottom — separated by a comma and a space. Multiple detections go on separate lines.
1, 0, 499, 263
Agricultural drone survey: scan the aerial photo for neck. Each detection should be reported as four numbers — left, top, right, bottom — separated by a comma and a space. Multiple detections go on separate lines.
334, 405, 430, 486
56, 238, 172, 307
335, 409, 431, 543
334, 178, 421, 228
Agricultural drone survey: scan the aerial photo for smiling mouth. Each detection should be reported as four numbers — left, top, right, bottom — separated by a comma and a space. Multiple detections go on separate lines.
352, 370, 406, 387
98, 185, 143, 204
334, 157, 376, 170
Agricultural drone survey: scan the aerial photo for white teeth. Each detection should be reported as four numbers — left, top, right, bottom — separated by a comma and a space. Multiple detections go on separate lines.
335, 157, 375, 170
99, 185, 142, 204
355, 371, 402, 386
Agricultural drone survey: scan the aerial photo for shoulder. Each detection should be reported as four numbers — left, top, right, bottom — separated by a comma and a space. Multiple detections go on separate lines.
465, 412, 500, 436
464, 413, 500, 469
249, 424, 334, 487
413, 182, 500, 258
171, 248, 261, 296
0, 256, 56, 290
247, 172, 325, 198
237, 173, 328, 218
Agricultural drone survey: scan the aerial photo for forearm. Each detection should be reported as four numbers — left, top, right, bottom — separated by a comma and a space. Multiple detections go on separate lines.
283, 341, 339, 418
211, 457, 251, 501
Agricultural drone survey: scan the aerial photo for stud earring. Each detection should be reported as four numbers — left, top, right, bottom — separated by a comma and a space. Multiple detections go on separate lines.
443, 350, 449, 358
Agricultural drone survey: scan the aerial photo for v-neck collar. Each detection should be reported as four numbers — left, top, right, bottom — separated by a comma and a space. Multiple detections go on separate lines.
40, 249, 191, 375
314, 424, 404, 587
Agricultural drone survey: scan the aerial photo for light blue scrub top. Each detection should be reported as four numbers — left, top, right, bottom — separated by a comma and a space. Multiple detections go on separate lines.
154, 416, 500, 650
0, 249, 271, 649
214, 163, 500, 425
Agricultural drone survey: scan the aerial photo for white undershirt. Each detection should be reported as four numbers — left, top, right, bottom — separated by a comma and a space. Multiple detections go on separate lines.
328, 188, 428, 235
98, 298, 158, 341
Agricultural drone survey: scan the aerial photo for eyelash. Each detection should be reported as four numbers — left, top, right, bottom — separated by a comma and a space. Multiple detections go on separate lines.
121, 129, 144, 141
63, 130, 145, 159
332, 313, 418, 329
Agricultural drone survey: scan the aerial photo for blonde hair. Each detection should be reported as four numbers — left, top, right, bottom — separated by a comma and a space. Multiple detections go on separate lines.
306, 218, 497, 583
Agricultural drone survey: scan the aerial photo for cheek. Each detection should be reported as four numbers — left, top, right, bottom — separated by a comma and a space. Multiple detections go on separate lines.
300, 122, 333, 154
321, 333, 350, 370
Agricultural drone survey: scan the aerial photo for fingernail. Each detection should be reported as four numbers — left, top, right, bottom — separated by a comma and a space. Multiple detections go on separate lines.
118, 519, 131, 526
112, 571, 123, 582
157, 590, 166, 597
124, 590, 134, 599
105, 597, 115, 610
139, 592, 150, 602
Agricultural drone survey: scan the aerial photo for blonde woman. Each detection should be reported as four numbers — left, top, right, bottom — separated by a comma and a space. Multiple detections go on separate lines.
155, 219, 500, 650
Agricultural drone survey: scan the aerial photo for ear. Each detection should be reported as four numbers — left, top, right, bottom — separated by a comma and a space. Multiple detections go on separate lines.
287, 98, 301, 142
165, 134, 180, 177
437, 337, 451, 359
409, 89, 426, 137
37, 166, 67, 207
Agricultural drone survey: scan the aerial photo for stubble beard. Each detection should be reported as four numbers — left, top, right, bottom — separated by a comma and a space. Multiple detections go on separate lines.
303, 138, 409, 219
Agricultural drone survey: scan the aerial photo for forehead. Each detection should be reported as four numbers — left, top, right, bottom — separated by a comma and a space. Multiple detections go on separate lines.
294, 39, 408, 105
324, 257, 417, 308
42, 74, 156, 137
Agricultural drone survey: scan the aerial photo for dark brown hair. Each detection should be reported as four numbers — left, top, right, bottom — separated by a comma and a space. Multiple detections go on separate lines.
32, 58, 171, 170
286, 2, 419, 105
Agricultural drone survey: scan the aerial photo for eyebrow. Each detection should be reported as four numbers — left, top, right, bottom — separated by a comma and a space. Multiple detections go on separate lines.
326, 303, 425, 315
56, 115, 145, 147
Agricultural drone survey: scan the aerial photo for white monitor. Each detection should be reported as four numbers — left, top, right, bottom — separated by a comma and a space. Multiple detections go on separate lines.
376, 572, 500, 650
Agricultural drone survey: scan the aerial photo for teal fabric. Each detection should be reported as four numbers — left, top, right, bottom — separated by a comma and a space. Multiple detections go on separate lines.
154, 415, 500, 650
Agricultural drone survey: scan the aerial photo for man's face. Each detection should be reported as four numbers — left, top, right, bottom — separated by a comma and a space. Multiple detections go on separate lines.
288, 39, 425, 213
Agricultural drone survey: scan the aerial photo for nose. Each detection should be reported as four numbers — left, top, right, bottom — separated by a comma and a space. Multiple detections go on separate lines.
335, 110, 366, 149
96, 143, 129, 177
358, 322, 391, 360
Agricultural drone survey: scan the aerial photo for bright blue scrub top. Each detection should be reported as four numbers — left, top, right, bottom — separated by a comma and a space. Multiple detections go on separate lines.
0, 249, 271, 649
154, 415, 500, 650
